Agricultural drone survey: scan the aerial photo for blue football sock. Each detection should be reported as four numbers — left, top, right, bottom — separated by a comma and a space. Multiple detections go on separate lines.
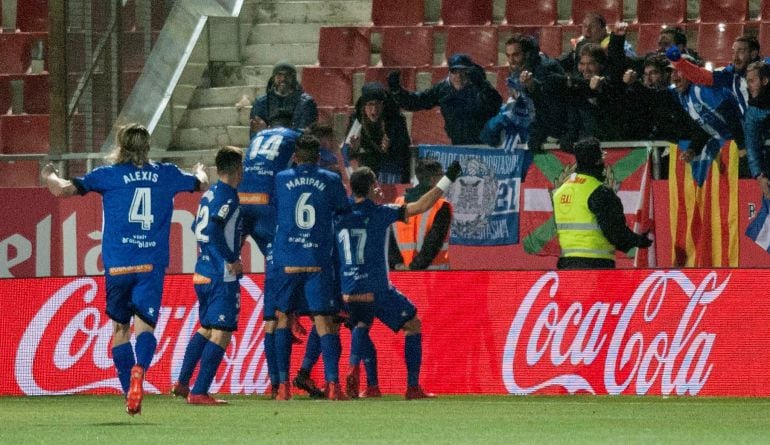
300, 325, 321, 371
405, 333, 422, 388
264, 332, 279, 386
112, 343, 135, 394
191, 341, 225, 395
320, 333, 341, 384
134, 331, 157, 370
177, 332, 207, 386
349, 327, 369, 366
274, 328, 292, 383
362, 332, 378, 387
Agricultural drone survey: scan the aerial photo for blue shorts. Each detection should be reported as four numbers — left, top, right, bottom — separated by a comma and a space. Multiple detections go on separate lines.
195, 275, 240, 332
105, 267, 165, 327
240, 204, 275, 256
272, 266, 340, 315
347, 286, 416, 332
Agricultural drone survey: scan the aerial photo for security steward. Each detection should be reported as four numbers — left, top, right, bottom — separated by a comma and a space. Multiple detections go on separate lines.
552, 137, 653, 269
389, 158, 452, 270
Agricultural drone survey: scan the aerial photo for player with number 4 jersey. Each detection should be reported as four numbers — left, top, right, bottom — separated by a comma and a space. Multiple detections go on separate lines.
40, 124, 207, 416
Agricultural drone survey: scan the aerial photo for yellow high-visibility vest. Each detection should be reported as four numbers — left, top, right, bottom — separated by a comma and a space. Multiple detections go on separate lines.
552, 173, 615, 260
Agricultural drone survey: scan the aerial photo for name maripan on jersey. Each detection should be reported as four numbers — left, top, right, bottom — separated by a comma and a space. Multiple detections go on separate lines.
284, 177, 327, 191
123, 171, 159, 184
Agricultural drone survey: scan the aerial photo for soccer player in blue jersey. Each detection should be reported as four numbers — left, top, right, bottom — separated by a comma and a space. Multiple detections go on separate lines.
170, 146, 243, 405
272, 133, 351, 400
40, 123, 208, 415
337, 162, 461, 399
238, 110, 303, 398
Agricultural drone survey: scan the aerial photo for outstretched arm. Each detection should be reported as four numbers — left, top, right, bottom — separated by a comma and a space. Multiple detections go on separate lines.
405, 161, 462, 217
40, 163, 77, 197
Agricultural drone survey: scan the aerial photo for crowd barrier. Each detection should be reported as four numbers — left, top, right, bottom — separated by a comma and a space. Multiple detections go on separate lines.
2, 269, 767, 396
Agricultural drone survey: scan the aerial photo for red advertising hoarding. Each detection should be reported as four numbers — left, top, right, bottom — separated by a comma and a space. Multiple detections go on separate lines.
2, 270, 767, 396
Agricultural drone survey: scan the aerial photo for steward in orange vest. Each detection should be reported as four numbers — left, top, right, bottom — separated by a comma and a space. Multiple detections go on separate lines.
389, 159, 453, 270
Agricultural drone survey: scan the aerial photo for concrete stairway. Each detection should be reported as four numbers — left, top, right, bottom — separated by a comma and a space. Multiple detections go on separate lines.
173, 0, 372, 150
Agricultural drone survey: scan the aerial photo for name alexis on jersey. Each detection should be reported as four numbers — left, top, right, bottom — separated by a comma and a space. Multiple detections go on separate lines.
123, 171, 159, 184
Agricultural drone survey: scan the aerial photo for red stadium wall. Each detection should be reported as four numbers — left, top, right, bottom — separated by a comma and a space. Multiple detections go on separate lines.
1, 269, 768, 397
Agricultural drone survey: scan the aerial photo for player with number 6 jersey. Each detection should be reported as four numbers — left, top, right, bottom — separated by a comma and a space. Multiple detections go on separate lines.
271, 134, 350, 400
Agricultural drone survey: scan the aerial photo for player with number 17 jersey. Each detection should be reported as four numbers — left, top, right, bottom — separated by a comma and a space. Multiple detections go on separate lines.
72, 162, 200, 271
335, 201, 404, 295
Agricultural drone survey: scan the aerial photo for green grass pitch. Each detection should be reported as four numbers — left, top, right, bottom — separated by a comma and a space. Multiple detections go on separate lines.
2, 394, 770, 444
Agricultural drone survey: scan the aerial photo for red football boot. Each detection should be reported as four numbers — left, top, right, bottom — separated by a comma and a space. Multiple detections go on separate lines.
405, 386, 436, 400
345, 366, 360, 399
326, 382, 349, 401
359, 385, 382, 398
125, 365, 145, 416
170, 381, 189, 398
275, 382, 292, 401
186, 393, 228, 405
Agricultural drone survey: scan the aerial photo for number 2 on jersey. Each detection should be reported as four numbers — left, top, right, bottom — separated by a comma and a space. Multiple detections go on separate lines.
129, 187, 154, 230
338, 228, 367, 265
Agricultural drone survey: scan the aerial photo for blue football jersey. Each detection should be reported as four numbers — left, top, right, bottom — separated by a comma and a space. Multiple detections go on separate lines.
239, 127, 302, 197
335, 199, 404, 294
273, 164, 349, 267
193, 181, 242, 280
73, 162, 198, 269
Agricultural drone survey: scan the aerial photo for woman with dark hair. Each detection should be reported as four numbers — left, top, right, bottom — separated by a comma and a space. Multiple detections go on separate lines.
346, 82, 412, 184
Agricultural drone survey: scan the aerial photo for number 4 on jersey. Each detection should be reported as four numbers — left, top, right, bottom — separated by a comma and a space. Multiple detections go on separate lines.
129, 187, 154, 230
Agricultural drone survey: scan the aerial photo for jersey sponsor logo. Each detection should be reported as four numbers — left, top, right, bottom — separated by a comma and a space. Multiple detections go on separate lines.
108, 264, 153, 275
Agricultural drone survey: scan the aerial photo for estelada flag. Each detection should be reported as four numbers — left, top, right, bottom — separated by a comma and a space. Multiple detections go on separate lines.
668, 140, 739, 267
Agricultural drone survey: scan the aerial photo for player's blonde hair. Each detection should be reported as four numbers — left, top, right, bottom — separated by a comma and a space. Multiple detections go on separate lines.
108, 123, 150, 166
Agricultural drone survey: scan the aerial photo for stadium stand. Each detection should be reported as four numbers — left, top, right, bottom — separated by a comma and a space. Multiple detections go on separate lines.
378, 26, 434, 67
300, 66, 354, 107
364, 66, 418, 91
318, 26, 371, 67
629, 23, 667, 55
570, 0, 623, 26
411, 108, 451, 145
440, 0, 493, 26
0, 33, 48, 75
16, 0, 48, 32
504, 0, 558, 26
698, 0, 748, 23
696, 22, 745, 64
0, 115, 49, 154
635, 0, 686, 24
444, 25, 499, 67
371, 0, 423, 26
498, 25, 564, 59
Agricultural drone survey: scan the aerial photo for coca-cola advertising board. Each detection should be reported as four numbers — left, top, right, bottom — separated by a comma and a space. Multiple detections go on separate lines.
2, 269, 767, 396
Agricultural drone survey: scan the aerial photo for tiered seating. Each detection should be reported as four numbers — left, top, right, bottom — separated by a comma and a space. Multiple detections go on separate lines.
696, 23, 745, 65
505, 0, 558, 26
571, 0, 623, 26
318, 27, 371, 67
440, 0, 493, 26
444, 26, 499, 67
372, 0, 424, 26
300, 67, 354, 107
635, 0, 686, 24
0, 33, 47, 74
632, 23, 667, 55
16, 0, 48, 32
698, 0, 748, 23
378, 26, 434, 67
0, 115, 50, 154
364, 66, 417, 91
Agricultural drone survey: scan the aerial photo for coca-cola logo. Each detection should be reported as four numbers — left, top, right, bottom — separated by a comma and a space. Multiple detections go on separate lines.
14, 276, 269, 395
502, 270, 729, 396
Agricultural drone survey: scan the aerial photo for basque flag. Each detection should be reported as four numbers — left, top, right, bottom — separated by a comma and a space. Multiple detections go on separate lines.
745, 198, 770, 253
